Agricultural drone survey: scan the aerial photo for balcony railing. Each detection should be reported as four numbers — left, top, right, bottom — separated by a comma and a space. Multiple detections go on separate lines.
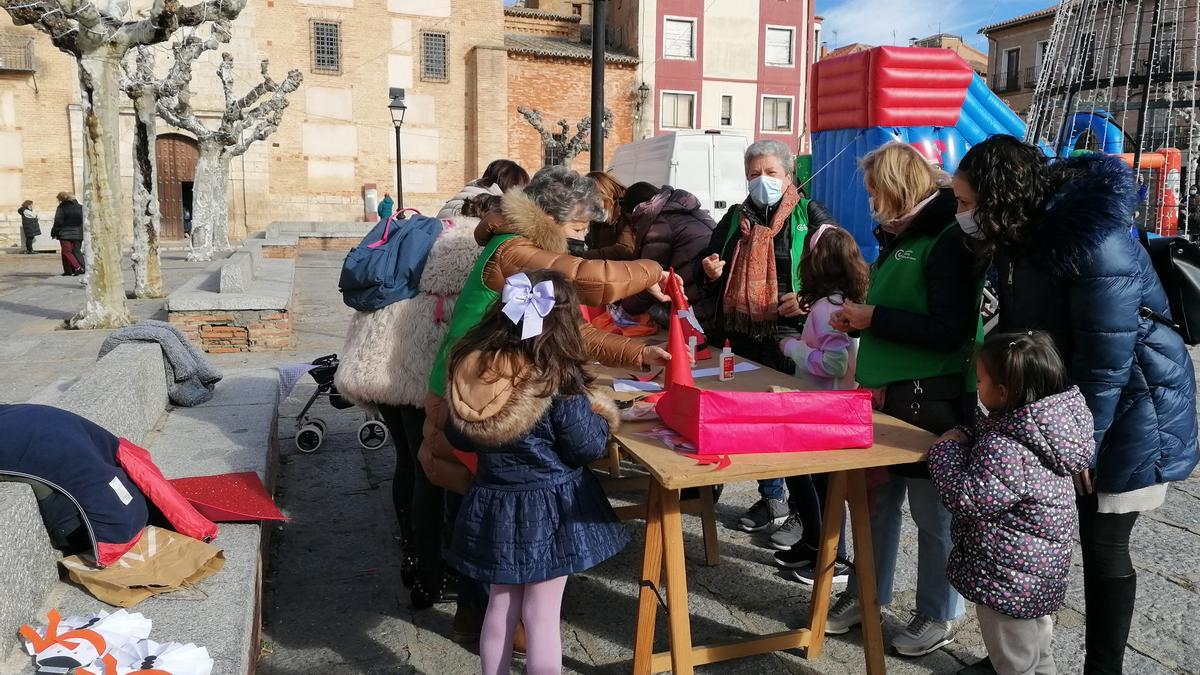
992, 67, 1036, 93
0, 34, 35, 73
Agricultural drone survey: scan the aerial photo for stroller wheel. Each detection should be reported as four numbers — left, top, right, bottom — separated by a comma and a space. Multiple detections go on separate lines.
358, 420, 389, 450
296, 424, 324, 453
307, 417, 328, 434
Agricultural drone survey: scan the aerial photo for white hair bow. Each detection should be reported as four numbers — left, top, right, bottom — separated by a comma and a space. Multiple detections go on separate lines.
501, 273, 556, 340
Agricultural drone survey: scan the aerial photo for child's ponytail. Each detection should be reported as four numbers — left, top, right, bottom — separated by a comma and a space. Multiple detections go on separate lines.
977, 331, 1070, 413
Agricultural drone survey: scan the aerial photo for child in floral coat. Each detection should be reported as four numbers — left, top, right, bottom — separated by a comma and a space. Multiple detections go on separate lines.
929, 331, 1095, 674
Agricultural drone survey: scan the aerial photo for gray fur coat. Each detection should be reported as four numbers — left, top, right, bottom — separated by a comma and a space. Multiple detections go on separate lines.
335, 218, 482, 408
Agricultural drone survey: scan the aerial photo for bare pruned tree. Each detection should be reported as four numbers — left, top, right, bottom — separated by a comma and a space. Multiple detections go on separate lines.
120, 19, 229, 298
0, 0, 247, 328
518, 106, 614, 167
158, 53, 301, 261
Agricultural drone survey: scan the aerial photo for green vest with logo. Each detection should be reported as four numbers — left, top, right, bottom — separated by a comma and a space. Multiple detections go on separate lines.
722, 199, 811, 294
427, 233, 515, 396
855, 222, 984, 390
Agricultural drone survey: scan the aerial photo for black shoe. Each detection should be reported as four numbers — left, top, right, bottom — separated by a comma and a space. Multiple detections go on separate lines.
736, 498, 789, 532
767, 513, 805, 550
72, 269, 85, 276
773, 542, 817, 569
958, 656, 997, 675
788, 561, 851, 586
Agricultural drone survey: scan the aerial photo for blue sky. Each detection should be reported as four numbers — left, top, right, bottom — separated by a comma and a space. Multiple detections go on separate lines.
816, 0, 1054, 51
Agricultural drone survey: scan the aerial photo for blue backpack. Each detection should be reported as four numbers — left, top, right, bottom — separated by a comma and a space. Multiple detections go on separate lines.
339, 210, 444, 311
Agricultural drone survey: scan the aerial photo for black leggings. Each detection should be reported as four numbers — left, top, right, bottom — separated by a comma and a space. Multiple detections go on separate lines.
377, 403, 444, 586
1077, 492, 1139, 576
789, 473, 848, 557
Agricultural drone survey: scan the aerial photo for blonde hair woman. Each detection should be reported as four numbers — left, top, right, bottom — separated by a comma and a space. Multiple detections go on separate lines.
580, 171, 636, 259
823, 142, 984, 657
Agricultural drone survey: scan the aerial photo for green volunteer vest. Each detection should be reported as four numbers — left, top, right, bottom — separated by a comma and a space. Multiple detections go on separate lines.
427, 233, 516, 396
855, 222, 984, 390
722, 199, 811, 294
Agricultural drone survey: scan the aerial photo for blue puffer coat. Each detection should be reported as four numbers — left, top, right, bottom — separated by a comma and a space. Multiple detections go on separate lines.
996, 154, 1200, 494
443, 351, 628, 585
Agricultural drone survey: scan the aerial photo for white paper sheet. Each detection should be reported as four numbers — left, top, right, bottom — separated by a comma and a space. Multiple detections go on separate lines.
110, 640, 214, 675
613, 379, 663, 393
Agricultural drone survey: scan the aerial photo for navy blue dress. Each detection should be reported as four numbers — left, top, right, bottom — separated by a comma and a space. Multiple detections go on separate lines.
444, 394, 629, 585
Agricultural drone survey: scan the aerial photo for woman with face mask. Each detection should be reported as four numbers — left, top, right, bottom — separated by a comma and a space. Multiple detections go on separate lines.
697, 140, 840, 544
823, 142, 985, 659
953, 135, 1198, 675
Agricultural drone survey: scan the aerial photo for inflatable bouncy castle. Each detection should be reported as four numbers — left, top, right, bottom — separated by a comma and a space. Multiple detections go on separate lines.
810, 47, 1027, 260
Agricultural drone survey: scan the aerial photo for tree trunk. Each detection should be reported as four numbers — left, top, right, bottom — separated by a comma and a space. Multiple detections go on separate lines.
188, 141, 228, 262
73, 52, 133, 329
130, 92, 164, 299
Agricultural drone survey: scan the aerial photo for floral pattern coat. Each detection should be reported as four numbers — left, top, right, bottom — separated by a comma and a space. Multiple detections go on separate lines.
929, 387, 1095, 619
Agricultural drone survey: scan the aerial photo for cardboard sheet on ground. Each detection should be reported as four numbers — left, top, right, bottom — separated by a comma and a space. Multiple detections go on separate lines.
60, 526, 225, 608
169, 471, 287, 522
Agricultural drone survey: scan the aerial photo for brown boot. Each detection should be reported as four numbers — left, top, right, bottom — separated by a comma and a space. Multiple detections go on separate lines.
512, 622, 527, 657
452, 606, 485, 644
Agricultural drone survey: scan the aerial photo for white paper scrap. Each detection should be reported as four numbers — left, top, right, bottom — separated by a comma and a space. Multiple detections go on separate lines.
613, 379, 663, 393
691, 361, 761, 378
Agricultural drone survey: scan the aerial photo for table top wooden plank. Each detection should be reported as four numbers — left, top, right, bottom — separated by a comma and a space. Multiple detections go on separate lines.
595, 355, 934, 490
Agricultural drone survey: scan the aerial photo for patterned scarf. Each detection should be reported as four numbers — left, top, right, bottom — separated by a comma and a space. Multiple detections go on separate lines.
722, 184, 802, 340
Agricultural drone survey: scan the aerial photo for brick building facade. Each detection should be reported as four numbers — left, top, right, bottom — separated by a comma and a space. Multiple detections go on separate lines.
0, 0, 508, 248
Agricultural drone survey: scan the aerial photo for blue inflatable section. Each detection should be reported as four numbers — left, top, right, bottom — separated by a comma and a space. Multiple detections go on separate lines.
811, 75, 1028, 262
1059, 110, 1125, 156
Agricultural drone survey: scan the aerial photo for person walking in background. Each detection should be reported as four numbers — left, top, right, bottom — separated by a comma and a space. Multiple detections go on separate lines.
439, 160, 531, 220
953, 135, 1199, 674
50, 192, 84, 276
444, 269, 629, 675
930, 332, 1094, 675
18, 200, 40, 254
378, 193, 395, 221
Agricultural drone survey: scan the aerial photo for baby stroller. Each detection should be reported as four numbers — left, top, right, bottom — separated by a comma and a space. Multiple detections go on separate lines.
294, 354, 391, 453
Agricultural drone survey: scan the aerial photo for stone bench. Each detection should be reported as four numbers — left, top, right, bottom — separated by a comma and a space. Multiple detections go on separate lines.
264, 221, 373, 253
0, 346, 280, 675
166, 249, 296, 353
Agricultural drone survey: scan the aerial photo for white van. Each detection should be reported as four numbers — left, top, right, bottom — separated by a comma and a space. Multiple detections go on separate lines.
608, 130, 750, 223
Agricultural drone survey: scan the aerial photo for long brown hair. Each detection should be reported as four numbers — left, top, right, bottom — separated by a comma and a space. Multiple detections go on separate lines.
798, 225, 869, 311
586, 171, 626, 226
448, 269, 591, 397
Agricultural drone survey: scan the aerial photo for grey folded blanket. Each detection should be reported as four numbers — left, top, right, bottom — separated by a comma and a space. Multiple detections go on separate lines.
99, 319, 223, 407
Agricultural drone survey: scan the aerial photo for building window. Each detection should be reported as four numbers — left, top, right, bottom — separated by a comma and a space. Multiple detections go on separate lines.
761, 96, 793, 133
720, 95, 733, 126
663, 18, 696, 59
0, 33, 35, 72
765, 26, 794, 66
998, 47, 1020, 92
311, 21, 341, 74
543, 133, 566, 167
661, 92, 695, 129
421, 31, 448, 82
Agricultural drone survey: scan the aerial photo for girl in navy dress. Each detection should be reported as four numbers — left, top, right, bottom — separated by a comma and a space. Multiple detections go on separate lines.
444, 269, 628, 675
929, 332, 1095, 674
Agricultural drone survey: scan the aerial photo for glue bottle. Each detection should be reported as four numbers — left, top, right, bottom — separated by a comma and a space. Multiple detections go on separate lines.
687, 335, 697, 366
719, 339, 734, 381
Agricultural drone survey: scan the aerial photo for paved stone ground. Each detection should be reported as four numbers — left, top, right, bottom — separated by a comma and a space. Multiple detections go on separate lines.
1, 251, 1196, 674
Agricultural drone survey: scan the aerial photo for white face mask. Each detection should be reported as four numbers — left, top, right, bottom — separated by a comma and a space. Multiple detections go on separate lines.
956, 208, 985, 239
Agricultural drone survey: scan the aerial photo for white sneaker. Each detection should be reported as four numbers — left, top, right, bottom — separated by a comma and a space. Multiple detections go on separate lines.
891, 612, 959, 656
823, 591, 861, 635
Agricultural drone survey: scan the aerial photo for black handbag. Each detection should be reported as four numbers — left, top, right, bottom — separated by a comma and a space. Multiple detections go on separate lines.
1138, 229, 1200, 345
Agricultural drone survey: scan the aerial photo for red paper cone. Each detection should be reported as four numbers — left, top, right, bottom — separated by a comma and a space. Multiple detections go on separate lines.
664, 308, 695, 388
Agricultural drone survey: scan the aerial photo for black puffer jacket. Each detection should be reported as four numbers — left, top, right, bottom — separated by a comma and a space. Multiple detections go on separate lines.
996, 154, 1199, 494
51, 200, 83, 241
620, 187, 718, 321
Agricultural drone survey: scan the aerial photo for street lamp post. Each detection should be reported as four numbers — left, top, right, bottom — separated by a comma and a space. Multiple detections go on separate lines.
388, 87, 408, 211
